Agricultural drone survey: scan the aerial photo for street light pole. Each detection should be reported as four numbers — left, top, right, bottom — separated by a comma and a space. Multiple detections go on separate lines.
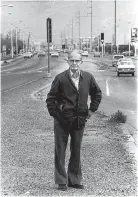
128, 22, 131, 57
23, 33, 24, 53
72, 18, 74, 47
114, 0, 116, 49
87, 1, 93, 52
78, 11, 81, 49
16, 27, 18, 56
90, 0, 92, 52
10, 23, 13, 58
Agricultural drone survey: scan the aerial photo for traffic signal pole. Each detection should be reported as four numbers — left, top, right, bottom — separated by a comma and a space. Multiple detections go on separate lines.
101, 33, 104, 58
102, 43, 103, 58
46, 18, 52, 77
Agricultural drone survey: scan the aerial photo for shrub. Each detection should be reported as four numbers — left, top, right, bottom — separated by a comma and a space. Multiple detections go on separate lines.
108, 110, 127, 123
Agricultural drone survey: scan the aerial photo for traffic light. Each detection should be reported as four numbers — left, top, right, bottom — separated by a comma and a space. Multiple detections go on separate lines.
62, 44, 65, 49
47, 18, 52, 43
101, 33, 104, 43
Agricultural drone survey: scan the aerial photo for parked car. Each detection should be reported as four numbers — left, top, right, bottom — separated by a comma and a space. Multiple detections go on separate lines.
24, 52, 33, 59
82, 50, 88, 57
116, 58, 135, 77
94, 52, 100, 57
38, 51, 46, 57
50, 51, 59, 57
112, 54, 124, 66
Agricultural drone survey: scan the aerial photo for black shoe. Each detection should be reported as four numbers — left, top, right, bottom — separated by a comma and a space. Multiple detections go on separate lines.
57, 184, 67, 191
68, 184, 84, 189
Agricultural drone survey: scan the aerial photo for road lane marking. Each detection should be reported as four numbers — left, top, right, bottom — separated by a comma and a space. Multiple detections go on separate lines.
106, 79, 110, 96
106, 78, 119, 97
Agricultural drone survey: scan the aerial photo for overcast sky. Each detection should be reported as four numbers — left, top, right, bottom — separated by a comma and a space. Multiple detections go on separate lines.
1, 0, 138, 45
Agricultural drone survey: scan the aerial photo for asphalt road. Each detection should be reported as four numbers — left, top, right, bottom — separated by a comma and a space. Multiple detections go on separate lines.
1, 53, 137, 137
1, 54, 64, 93
81, 56, 137, 140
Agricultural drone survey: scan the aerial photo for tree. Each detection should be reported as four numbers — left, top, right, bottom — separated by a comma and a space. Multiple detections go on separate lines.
1, 28, 24, 55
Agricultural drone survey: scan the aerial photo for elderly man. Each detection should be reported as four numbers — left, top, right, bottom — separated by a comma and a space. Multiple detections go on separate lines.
46, 50, 102, 191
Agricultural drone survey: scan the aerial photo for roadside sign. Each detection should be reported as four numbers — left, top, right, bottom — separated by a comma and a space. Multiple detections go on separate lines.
131, 27, 138, 43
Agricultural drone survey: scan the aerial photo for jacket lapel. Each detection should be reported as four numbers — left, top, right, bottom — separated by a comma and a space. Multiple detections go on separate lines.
67, 69, 78, 93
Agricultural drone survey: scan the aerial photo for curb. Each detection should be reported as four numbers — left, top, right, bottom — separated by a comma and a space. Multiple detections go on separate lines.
1, 55, 23, 65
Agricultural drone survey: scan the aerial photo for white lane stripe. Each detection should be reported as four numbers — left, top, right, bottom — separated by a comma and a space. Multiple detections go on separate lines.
106, 79, 110, 96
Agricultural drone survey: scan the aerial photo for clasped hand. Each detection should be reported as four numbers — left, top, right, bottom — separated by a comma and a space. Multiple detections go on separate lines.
87, 110, 94, 119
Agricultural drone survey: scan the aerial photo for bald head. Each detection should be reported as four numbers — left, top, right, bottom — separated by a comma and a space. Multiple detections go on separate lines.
68, 50, 82, 61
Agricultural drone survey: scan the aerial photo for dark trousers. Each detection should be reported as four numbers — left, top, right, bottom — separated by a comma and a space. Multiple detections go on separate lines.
54, 118, 84, 185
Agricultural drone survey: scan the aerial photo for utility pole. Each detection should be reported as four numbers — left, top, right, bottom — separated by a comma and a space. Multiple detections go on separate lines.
46, 17, 52, 77
90, 0, 92, 52
23, 33, 24, 53
87, 1, 92, 52
114, 0, 116, 50
78, 11, 81, 49
28, 32, 30, 51
61, 32, 63, 46
10, 23, 13, 58
128, 22, 131, 57
98, 35, 99, 52
72, 18, 74, 47
16, 27, 18, 56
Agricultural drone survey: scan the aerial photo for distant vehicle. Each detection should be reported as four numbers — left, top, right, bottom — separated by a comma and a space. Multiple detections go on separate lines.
116, 57, 132, 66
55, 49, 61, 53
31, 51, 37, 56
116, 58, 135, 77
94, 52, 100, 57
79, 50, 83, 54
122, 51, 134, 56
82, 51, 88, 57
50, 51, 59, 57
24, 52, 33, 59
112, 54, 124, 66
38, 51, 46, 57
64, 49, 69, 53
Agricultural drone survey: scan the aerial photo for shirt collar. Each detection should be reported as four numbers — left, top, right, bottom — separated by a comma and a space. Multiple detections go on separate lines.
70, 69, 80, 78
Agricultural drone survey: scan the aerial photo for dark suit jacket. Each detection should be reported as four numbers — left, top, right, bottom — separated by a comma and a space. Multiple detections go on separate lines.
46, 69, 102, 128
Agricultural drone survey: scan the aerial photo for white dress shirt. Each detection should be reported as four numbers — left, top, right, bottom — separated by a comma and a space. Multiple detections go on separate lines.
70, 70, 80, 90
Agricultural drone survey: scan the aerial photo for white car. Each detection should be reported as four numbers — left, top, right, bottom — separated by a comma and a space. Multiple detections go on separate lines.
116, 58, 135, 77
50, 51, 59, 57
24, 52, 33, 59
112, 54, 124, 66
38, 51, 46, 57
93, 52, 100, 57
82, 51, 88, 57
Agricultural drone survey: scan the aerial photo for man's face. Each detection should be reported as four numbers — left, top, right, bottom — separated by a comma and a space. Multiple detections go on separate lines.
68, 51, 82, 72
